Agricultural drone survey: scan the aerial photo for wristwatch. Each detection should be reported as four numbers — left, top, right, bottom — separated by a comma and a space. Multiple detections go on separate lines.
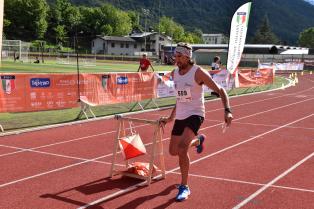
225, 107, 232, 114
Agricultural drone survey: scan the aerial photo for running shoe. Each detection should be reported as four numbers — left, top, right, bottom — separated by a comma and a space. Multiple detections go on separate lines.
176, 184, 191, 201
196, 134, 206, 154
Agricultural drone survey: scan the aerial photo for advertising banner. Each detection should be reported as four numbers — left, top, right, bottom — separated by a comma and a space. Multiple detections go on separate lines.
259, 62, 304, 71
0, 74, 79, 112
0, 72, 157, 113
80, 72, 157, 105
237, 68, 274, 87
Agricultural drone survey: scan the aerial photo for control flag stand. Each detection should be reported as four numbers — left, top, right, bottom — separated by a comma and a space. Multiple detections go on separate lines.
110, 115, 166, 185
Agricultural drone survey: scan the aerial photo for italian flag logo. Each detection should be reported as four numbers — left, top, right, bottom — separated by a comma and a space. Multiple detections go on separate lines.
1, 75, 16, 94
237, 12, 247, 25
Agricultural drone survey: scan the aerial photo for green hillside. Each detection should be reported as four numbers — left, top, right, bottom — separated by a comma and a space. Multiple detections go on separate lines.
59, 0, 314, 44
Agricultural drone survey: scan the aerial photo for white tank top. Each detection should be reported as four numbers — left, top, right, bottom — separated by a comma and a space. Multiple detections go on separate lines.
173, 65, 205, 120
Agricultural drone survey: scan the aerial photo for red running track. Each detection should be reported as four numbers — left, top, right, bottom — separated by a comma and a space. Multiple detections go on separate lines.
0, 74, 313, 209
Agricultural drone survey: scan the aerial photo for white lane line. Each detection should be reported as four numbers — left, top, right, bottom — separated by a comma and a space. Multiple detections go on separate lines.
0, 124, 147, 158
1, 82, 313, 138
0, 106, 172, 137
230, 121, 314, 130
0, 99, 313, 190
170, 171, 314, 193
0, 144, 112, 165
1, 94, 312, 159
205, 119, 314, 130
233, 152, 314, 209
233, 98, 313, 121
0, 130, 117, 157
1, 97, 312, 162
77, 114, 313, 209
0, 155, 104, 188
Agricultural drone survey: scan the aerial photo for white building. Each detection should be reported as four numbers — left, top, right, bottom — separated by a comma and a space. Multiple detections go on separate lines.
202, 34, 227, 44
91, 36, 136, 56
91, 32, 172, 56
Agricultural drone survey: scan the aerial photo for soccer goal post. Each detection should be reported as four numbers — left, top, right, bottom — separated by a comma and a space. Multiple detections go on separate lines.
80, 51, 96, 67
2, 40, 30, 63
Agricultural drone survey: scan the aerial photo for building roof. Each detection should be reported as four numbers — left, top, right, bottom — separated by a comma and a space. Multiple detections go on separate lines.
97, 36, 135, 42
194, 49, 228, 53
129, 32, 156, 38
164, 44, 308, 50
280, 49, 309, 55
202, 34, 225, 37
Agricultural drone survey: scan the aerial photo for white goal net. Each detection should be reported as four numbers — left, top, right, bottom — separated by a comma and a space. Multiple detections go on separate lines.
2, 40, 30, 63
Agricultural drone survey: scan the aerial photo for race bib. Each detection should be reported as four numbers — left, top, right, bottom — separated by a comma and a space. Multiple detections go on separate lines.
176, 88, 192, 102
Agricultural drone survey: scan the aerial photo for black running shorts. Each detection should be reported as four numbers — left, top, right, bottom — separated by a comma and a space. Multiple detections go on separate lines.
171, 115, 204, 136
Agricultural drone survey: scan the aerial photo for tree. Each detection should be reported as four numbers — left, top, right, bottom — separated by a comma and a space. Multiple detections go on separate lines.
46, 0, 83, 45
298, 27, 314, 48
127, 11, 141, 32
4, 0, 49, 40
100, 25, 113, 36
113, 10, 133, 35
156, 16, 204, 43
3, 19, 11, 28
252, 15, 280, 44
53, 25, 67, 44
156, 16, 185, 42
80, 4, 132, 37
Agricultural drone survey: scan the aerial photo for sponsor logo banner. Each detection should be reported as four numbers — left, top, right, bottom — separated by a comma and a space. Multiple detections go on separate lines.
1, 75, 16, 94
0, 72, 157, 112
30, 78, 51, 88
117, 76, 128, 85
237, 68, 274, 87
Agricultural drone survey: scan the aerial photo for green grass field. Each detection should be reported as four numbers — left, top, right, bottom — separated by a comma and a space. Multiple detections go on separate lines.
0, 61, 289, 132
0, 60, 175, 73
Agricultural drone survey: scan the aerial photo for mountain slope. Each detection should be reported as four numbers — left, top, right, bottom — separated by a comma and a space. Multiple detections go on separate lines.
304, 0, 314, 5
63, 0, 314, 44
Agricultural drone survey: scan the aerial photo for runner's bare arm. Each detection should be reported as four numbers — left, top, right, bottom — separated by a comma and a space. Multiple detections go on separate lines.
195, 68, 233, 126
150, 64, 155, 72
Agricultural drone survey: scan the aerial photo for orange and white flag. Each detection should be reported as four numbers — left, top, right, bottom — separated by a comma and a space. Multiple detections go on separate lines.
119, 134, 146, 160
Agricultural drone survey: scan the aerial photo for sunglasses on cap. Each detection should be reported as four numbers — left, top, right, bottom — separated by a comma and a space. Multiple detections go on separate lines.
177, 42, 192, 50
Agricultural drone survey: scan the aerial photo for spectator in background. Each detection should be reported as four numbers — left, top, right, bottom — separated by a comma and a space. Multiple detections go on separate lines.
13, 51, 19, 62
211, 56, 221, 70
34, 57, 40, 64
138, 53, 155, 72
164, 55, 168, 65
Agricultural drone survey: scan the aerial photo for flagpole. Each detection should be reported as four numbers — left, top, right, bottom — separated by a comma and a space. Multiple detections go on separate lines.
226, 1, 252, 90
226, 4, 234, 91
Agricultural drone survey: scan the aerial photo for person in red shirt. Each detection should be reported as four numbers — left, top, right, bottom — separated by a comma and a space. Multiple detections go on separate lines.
137, 53, 155, 72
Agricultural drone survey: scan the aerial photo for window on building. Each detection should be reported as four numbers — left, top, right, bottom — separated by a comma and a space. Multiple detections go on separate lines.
111, 43, 115, 48
121, 43, 124, 48
134, 44, 137, 48
126, 43, 129, 48
92, 41, 94, 47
